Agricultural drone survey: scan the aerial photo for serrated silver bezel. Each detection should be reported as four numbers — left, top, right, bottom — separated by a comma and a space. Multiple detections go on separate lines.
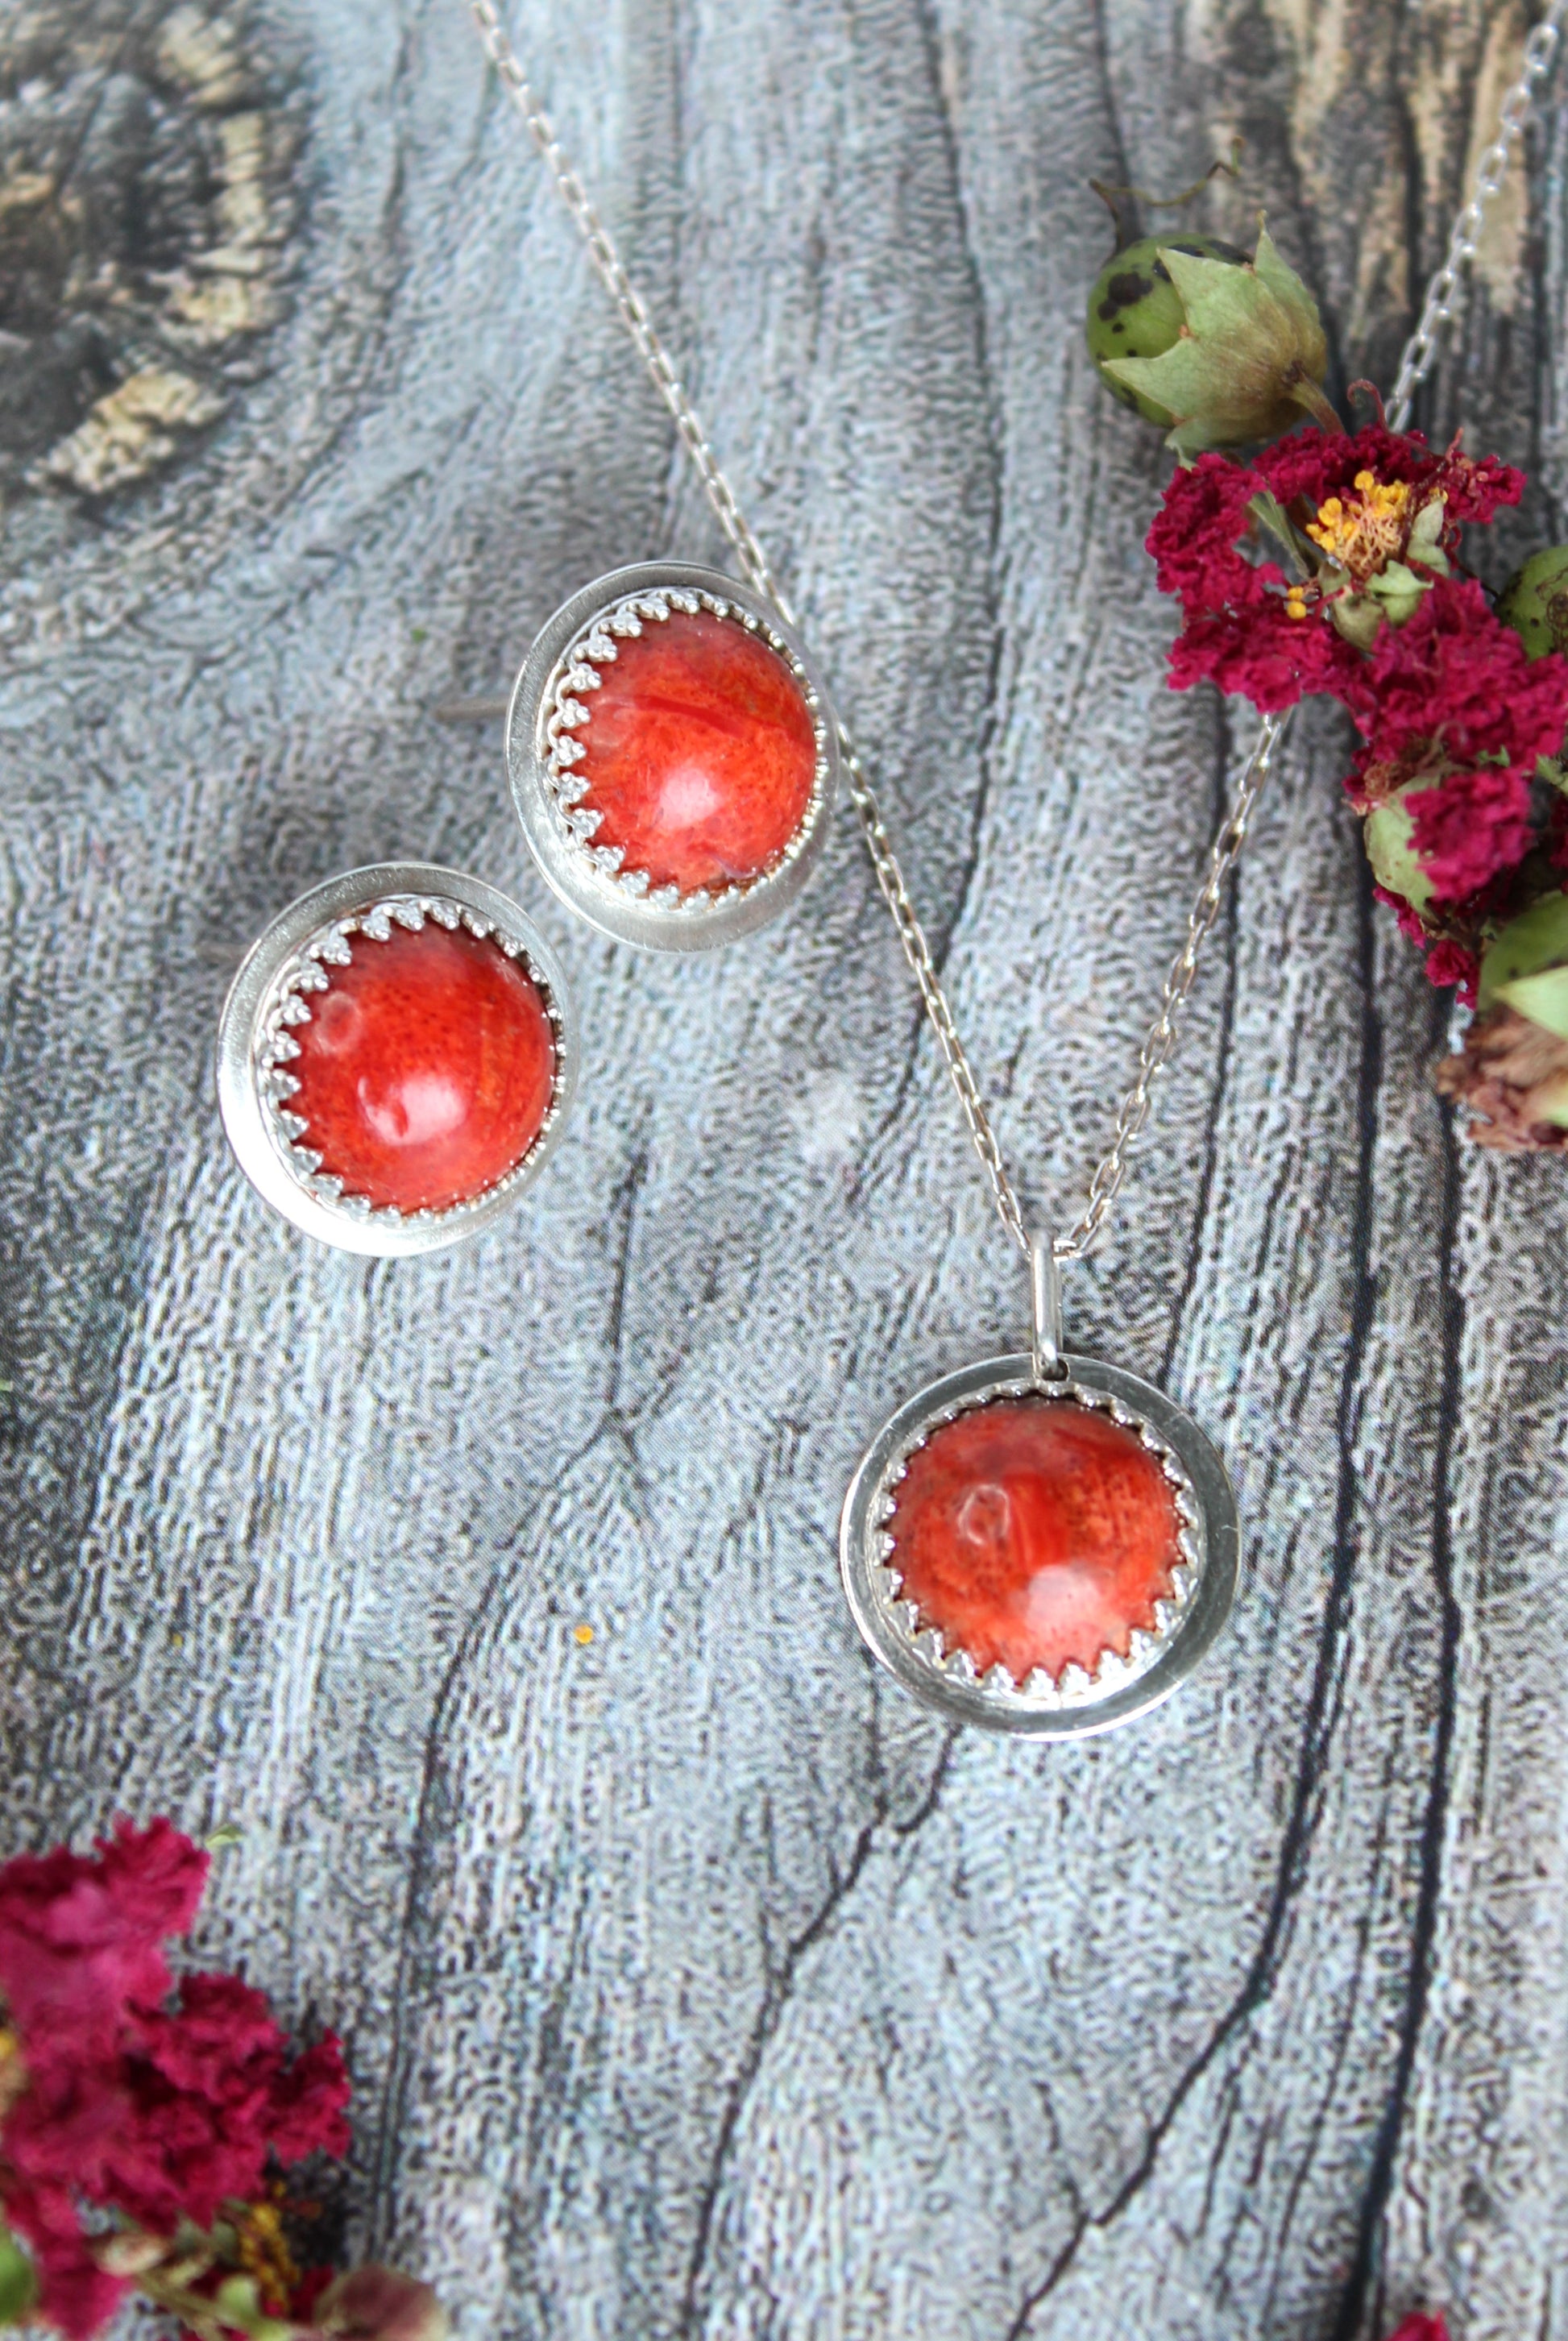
506, 562, 839, 953
217, 862, 577, 1257
840, 1352, 1240, 1737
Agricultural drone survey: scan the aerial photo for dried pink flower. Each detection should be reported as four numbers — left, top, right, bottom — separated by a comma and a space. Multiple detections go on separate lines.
0, 1818, 207, 2053
1147, 425, 1526, 709
0, 1821, 350, 2339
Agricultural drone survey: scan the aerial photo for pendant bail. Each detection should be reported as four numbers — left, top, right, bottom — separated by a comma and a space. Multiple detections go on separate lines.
1029, 1235, 1066, 1384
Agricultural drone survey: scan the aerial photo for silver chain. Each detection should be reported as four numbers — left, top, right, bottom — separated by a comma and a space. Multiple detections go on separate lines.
466, 0, 1562, 1268
1388, 9, 1566, 432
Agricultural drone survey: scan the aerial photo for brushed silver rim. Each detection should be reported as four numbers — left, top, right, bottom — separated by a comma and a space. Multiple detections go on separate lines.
217, 862, 577, 1257
506, 561, 839, 953
840, 1352, 1240, 1737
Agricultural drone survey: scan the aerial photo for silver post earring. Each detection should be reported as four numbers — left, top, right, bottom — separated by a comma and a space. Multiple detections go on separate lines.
218, 863, 576, 1256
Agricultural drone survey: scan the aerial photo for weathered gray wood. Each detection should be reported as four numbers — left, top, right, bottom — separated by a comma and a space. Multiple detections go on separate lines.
2, 2, 1566, 2336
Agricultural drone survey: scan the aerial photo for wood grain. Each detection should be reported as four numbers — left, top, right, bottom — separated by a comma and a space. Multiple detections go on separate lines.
2, 2, 1564, 2335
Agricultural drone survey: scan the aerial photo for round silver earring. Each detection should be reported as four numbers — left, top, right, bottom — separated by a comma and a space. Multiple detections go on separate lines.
218, 862, 576, 1257
506, 562, 840, 953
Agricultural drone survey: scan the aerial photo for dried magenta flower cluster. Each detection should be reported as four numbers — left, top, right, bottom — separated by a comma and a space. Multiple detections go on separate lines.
0, 1820, 444, 2341
1150, 427, 1565, 957
1089, 213, 1568, 1152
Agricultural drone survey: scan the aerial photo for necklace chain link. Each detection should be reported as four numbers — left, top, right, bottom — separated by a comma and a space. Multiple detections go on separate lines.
466, 0, 1563, 1267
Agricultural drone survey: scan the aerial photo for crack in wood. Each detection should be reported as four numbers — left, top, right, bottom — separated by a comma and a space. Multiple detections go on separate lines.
679, 1729, 959, 2336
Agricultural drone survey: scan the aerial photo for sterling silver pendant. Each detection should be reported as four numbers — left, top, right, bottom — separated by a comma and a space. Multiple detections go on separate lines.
506, 562, 839, 953
839, 1248, 1238, 1737
218, 862, 576, 1257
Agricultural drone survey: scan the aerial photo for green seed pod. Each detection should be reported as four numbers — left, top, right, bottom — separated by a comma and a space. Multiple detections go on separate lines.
1363, 782, 1438, 914
1495, 546, 1568, 661
1088, 222, 1333, 456
0, 2222, 36, 2327
1086, 235, 1248, 426
1478, 888, 1568, 1039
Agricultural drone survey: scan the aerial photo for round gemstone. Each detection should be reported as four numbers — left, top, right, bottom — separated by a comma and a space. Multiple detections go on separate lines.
287, 919, 556, 1214
574, 607, 817, 894
886, 1397, 1183, 1684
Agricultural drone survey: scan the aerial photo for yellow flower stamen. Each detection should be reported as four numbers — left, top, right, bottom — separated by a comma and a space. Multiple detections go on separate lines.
234, 2196, 301, 2314
0, 2024, 27, 2119
1305, 467, 1418, 579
